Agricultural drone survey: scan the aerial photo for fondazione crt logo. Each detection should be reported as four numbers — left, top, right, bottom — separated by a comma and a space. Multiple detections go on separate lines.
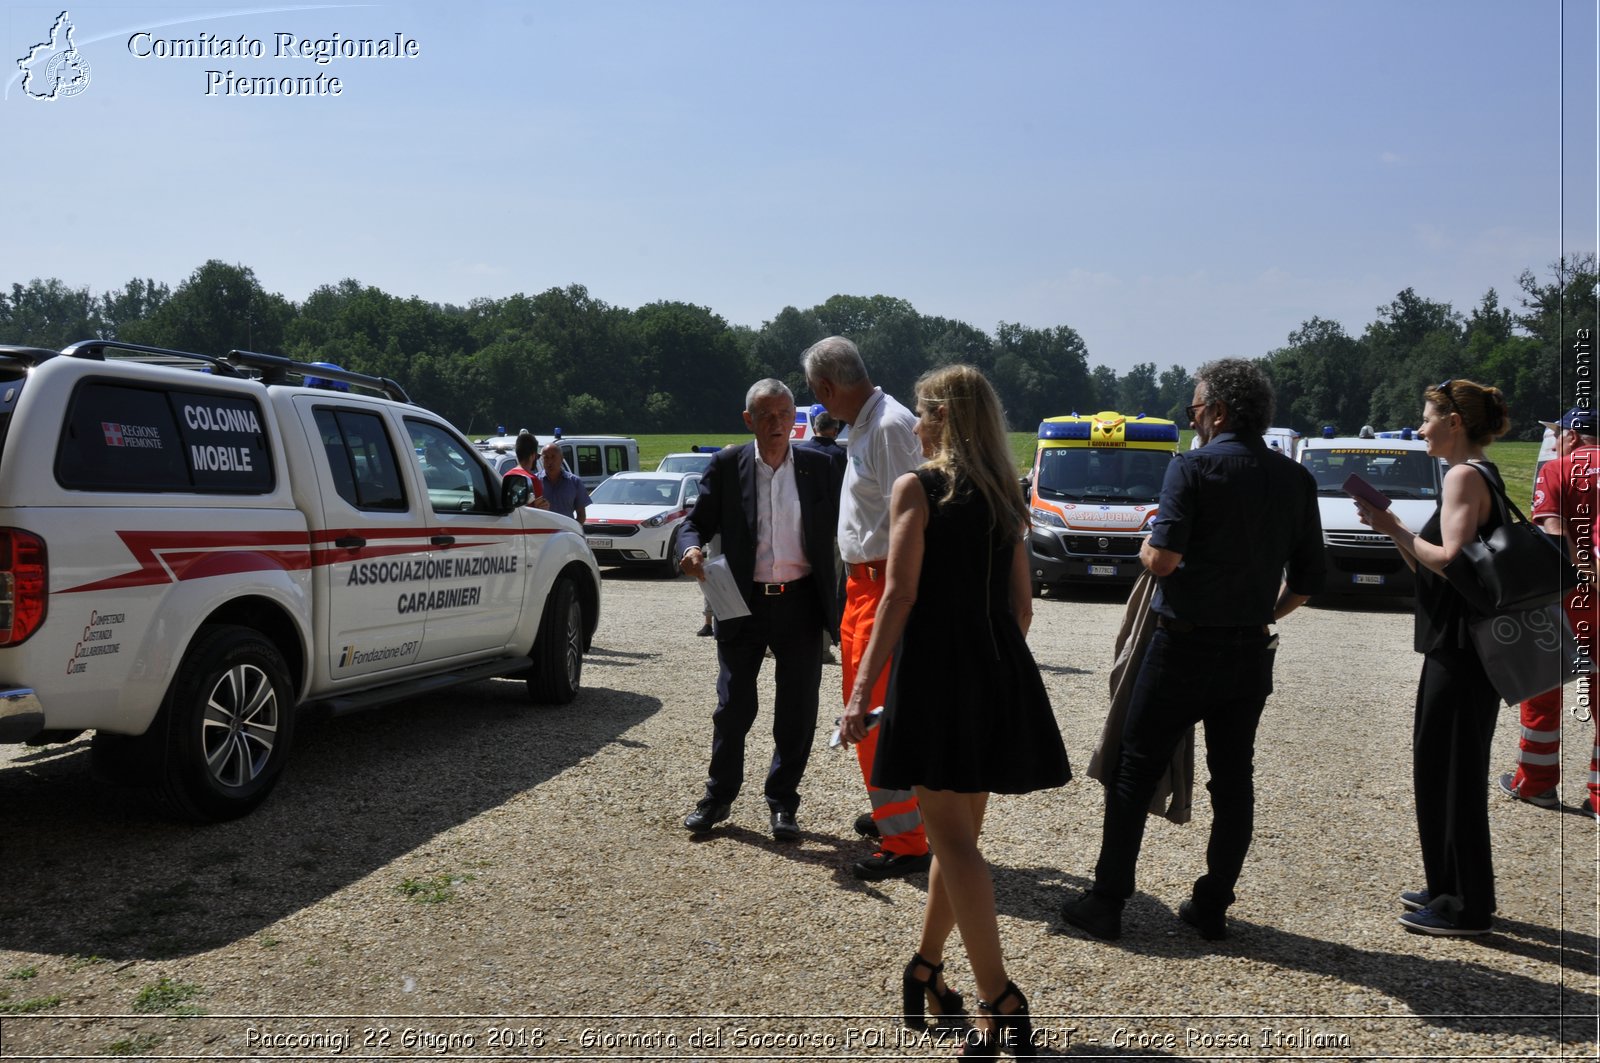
16, 10, 91, 101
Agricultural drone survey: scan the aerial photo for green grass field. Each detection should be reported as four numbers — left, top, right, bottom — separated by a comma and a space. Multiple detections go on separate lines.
633, 433, 1543, 499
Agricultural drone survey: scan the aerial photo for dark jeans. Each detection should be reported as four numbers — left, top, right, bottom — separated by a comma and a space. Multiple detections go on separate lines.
1413, 648, 1500, 925
705, 580, 824, 815
1092, 625, 1277, 911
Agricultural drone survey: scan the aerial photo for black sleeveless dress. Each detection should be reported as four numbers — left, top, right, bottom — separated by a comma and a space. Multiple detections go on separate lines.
1413, 460, 1508, 653
870, 469, 1071, 794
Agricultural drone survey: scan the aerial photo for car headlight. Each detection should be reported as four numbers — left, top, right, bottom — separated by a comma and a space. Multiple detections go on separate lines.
643, 514, 667, 528
1030, 507, 1065, 529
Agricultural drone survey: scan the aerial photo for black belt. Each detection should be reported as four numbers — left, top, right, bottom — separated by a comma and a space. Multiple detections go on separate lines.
1157, 615, 1269, 636
758, 575, 812, 596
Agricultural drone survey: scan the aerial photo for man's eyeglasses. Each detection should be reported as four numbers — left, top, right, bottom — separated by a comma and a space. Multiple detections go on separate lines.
1184, 401, 1208, 424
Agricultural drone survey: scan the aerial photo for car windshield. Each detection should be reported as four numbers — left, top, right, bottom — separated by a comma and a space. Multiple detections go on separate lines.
1302, 448, 1441, 500
657, 454, 712, 473
591, 477, 682, 506
1033, 447, 1172, 503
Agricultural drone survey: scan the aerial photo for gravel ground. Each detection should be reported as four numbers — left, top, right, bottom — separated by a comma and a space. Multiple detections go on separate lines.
0, 570, 1595, 1061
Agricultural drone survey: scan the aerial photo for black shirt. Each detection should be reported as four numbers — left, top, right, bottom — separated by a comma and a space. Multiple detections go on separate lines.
1149, 431, 1325, 627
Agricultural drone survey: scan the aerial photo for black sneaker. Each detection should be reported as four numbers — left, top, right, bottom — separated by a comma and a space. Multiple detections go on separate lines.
853, 812, 880, 839
1399, 888, 1431, 912
1059, 892, 1122, 941
1398, 907, 1491, 937
851, 850, 931, 880
1583, 796, 1599, 822
1497, 772, 1558, 809
1178, 899, 1227, 941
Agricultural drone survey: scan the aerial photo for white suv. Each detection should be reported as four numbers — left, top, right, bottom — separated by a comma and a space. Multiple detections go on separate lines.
0, 341, 601, 819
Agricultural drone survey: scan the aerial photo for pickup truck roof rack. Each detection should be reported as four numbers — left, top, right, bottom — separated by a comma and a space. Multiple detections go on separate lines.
224, 349, 412, 404
0, 344, 77, 367
43, 339, 411, 403
59, 339, 250, 376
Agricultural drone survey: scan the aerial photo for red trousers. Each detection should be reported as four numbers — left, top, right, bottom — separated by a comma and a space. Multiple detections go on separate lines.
841, 566, 927, 857
1510, 588, 1599, 803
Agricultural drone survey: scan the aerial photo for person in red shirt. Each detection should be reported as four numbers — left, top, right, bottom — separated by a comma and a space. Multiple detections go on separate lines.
1498, 406, 1598, 821
502, 430, 550, 510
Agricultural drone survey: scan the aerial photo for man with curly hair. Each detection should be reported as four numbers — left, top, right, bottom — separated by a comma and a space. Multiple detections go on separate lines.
1061, 358, 1325, 941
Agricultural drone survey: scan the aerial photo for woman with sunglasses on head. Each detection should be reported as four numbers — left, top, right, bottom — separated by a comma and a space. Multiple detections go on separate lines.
838, 364, 1069, 1057
1353, 379, 1512, 936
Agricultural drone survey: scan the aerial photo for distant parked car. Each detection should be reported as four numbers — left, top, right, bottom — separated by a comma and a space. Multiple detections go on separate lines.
655, 450, 719, 475
583, 472, 702, 575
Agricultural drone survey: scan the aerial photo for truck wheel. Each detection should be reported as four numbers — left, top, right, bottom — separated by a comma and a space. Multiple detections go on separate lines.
528, 576, 583, 704
157, 625, 295, 821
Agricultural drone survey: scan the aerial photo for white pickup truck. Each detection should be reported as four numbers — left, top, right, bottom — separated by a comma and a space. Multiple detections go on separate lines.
0, 341, 600, 820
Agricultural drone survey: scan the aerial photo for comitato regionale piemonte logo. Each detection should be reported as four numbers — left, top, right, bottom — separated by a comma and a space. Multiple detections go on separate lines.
17, 10, 91, 100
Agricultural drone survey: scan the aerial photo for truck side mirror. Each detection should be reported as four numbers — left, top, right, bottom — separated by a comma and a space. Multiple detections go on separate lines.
1018, 475, 1032, 499
501, 475, 531, 511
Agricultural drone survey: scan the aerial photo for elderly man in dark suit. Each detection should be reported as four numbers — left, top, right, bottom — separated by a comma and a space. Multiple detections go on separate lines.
678, 379, 839, 841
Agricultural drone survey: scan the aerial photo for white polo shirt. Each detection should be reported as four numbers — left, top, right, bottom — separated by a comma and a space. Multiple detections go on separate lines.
838, 388, 923, 565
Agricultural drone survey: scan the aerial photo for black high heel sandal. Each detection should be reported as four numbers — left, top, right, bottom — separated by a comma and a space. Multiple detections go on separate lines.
901, 952, 967, 1031
960, 981, 1034, 1059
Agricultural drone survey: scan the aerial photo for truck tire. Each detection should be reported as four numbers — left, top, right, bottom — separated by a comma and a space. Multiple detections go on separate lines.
156, 625, 296, 821
527, 576, 583, 704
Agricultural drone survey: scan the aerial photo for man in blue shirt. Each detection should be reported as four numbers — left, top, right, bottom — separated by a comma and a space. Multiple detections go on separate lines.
537, 442, 591, 523
1061, 358, 1325, 942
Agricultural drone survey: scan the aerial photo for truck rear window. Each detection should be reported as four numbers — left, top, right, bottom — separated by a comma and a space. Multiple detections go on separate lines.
56, 381, 275, 494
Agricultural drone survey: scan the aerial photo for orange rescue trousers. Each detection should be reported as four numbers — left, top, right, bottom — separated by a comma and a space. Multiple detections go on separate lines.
841, 566, 927, 857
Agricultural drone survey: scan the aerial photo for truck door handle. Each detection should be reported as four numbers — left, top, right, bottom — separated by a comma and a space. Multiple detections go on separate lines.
431, 535, 455, 546
334, 536, 366, 549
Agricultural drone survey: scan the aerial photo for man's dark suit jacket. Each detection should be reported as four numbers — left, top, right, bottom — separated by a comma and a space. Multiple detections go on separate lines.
678, 442, 838, 634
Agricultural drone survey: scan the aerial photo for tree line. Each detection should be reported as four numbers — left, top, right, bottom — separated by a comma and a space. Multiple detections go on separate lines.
2, 256, 1593, 441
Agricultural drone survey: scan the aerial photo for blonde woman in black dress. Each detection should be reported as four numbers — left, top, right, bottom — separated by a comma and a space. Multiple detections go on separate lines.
839, 364, 1070, 1057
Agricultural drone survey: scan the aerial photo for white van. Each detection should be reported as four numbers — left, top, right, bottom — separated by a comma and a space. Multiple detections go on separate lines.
1298, 434, 1441, 596
475, 432, 639, 491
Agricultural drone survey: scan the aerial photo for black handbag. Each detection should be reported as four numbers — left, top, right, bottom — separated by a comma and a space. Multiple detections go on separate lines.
1442, 461, 1577, 614
1468, 602, 1585, 704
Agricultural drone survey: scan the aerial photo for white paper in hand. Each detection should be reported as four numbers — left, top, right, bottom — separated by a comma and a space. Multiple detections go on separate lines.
701, 556, 752, 620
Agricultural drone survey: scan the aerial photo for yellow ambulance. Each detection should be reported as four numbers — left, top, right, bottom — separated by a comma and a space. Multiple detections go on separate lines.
1024, 411, 1180, 592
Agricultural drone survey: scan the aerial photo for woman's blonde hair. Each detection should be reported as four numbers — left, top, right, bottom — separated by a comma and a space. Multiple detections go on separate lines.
914, 364, 1028, 537
1426, 379, 1511, 445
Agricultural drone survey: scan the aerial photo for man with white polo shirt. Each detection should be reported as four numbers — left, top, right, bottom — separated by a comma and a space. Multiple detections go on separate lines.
804, 335, 932, 879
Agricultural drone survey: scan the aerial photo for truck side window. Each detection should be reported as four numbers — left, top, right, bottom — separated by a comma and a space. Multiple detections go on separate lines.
57, 381, 274, 494
313, 408, 407, 511
605, 445, 628, 476
405, 419, 495, 515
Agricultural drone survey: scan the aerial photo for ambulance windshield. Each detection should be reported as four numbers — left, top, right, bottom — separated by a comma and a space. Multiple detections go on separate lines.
1034, 447, 1173, 504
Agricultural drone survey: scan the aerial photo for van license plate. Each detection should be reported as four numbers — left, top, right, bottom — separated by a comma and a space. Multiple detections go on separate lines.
1352, 573, 1384, 585
588, 538, 612, 549
1088, 564, 1117, 577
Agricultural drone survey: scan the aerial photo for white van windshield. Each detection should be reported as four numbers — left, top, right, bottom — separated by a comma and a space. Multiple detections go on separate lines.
1301, 448, 1440, 500
1034, 448, 1172, 504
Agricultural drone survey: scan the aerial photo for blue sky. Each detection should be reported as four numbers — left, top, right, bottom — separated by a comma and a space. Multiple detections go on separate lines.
3, 1, 1595, 374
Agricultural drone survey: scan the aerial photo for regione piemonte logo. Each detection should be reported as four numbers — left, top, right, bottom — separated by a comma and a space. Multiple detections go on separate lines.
17, 10, 91, 100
